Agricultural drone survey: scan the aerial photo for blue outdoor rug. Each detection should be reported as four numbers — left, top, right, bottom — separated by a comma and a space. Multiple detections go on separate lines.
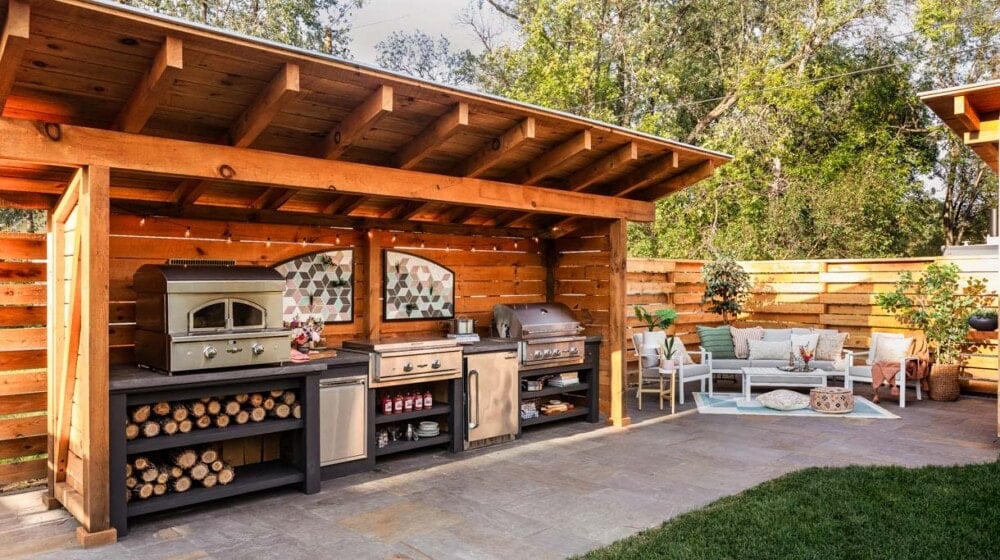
693, 392, 899, 419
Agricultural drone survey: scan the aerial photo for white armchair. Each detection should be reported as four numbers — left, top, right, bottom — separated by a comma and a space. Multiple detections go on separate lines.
844, 333, 922, 408
632, 332, 713, 409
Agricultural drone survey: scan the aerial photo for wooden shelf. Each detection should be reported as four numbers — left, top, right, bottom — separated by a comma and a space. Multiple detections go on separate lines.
520, 383, 588, 400
521, 407, 589, 427
126, 418, 303, 454
374, 405, 450, 426
126, 460, 304, 517
375, 434, 450, 457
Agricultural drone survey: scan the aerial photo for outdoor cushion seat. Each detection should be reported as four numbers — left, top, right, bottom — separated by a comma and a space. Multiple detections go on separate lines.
632, 332, 713, 409
698, 326, 852, 383
845, 332, 921, 408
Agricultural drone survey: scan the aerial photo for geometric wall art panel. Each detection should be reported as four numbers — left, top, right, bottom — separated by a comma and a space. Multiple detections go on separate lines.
383, 250, 454, 320
273, 250, 353, 324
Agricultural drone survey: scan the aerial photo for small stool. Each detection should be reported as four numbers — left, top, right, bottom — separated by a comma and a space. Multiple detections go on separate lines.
809, 387, 855, 414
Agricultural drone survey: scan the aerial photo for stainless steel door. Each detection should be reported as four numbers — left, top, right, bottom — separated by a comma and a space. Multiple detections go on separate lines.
319, 376, 367, 466
466, 351, 519, 444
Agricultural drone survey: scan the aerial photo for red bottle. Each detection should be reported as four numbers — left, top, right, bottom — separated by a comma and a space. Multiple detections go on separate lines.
381, 394, 392, 415
423, 390, 433, 409
393, 394, 404, 414
403, 392, 414, 413
414, 391, 423, 411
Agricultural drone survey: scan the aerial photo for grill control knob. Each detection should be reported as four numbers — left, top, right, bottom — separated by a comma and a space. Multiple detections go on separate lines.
553, 349, 562, 357
568, 346, 579, 356
431, 359, 441, 369
543, 349, 552, 358
403, 363, 414, 372
533, 350, 543, 359
251, 343, 265, 356
203, 346, 217, 359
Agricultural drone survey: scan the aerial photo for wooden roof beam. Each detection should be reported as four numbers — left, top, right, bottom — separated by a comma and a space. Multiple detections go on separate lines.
228, 63, 301, 148
445, 207, 481, 225
0, 1, 30, 112
609, 151, 679, 197
250, 187, 297, 210
0, 117, 654, 221
382, 200, 426, 220
964, 118, 998, 147
637, 160, 716, 201
112, 36, 183, 133
393, 102, 469, 169
953, 95, 981, 133
520, 130, 592, 185
457, 117, 536, 178
569, 142, 638, 192
0, 177, 63, 195
321, 85, 393, 159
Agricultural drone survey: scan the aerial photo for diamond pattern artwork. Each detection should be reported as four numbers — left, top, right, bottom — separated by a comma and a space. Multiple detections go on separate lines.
384, 250, 454, 320
274, 250, 353, 324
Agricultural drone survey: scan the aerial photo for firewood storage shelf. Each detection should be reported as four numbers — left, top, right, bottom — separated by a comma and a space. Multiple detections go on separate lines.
109, 363, 326, 536
518, 339, 601, 431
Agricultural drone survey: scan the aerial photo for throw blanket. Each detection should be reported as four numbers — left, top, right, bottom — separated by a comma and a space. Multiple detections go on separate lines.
870, 338, 930, 403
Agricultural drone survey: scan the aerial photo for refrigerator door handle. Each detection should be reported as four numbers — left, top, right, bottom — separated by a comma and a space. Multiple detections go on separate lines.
468, 369, 480, 429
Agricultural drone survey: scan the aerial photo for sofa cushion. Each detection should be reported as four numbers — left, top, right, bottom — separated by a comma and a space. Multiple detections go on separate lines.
748, 339, 791, 361
791, 333, 819, 354
757, 389, 810, 411
750, 359, 789, 368
731, 326, 764, 359
815, 332, 848, 361
761, 328, 792, 341
712, 358, 746, 371
697, 325, 737, 359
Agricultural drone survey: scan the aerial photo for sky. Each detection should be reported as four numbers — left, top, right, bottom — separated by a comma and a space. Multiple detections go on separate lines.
348, 0, 485, 65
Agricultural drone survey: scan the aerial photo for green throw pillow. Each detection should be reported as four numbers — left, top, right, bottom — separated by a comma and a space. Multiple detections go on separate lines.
697, 325, 737, 359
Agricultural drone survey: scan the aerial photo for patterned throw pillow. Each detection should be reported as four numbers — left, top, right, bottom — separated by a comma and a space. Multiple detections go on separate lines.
731, 326, 764, 359
757, 389, 810, 411
696, 325, 737, 359
815, 332, 848, 361
747, 339, 792, 361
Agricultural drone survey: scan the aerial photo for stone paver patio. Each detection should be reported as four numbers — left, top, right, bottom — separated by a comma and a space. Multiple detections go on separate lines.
2, 381, 997, 559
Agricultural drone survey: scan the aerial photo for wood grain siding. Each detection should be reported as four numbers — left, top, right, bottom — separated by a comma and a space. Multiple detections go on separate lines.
625, 256, 999, 395
0, 232, 47, 487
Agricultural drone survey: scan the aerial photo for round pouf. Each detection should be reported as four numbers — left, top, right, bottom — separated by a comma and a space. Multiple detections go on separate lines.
809, 387, 855, 414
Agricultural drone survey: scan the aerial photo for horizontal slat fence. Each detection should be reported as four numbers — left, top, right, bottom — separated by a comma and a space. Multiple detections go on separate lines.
0, 233, 48, 488
627, 256, 998, 394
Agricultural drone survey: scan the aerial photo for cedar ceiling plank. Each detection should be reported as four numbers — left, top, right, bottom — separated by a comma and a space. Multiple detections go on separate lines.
394, 201, 430, 221
112, 36, 183, 133
322, 194, 368, 216
320, 84, 393, 159
393, 102, 469, 170
457, 117, 535, 178
521, 130, 592, 185
569, 141, 638, 192
608, 151, 679, 197
501, 212, 540, 229
227, 63, 301, 147
172, 178, 209, 205
266, 188, 297, 210
0, 117, 655, 222
545, 215, 579, 236
446, 207, 480, 225
250, 187, 293, 210
953, 95, 981, 133
636, 160, 716, 201
0, 1, 30, 112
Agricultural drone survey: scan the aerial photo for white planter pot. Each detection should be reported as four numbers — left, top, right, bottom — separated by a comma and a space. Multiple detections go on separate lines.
659, 358, 675, 371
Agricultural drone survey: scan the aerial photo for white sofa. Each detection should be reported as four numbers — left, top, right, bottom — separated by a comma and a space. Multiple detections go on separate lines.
699, 327, 852, 379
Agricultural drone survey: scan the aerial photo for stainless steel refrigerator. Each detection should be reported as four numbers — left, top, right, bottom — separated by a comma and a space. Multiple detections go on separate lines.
465, 351, 519, 449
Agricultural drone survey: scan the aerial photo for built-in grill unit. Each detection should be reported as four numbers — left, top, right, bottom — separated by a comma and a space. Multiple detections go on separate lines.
133, 263, 291, 374
342, 337, 464, 388
492, 303, 585, 370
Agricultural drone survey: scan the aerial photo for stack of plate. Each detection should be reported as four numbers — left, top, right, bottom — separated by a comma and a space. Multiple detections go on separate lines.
415, 420, 440, 437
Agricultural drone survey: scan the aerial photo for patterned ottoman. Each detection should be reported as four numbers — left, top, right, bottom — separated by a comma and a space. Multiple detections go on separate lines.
809, 387, 855, 414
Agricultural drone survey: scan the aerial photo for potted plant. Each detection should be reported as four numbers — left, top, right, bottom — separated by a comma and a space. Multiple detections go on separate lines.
633, 306, 678, 367
701, 257, 751, 325
968, 308, 998, 332
875, 262, 990, 401
659, 336, 677, 371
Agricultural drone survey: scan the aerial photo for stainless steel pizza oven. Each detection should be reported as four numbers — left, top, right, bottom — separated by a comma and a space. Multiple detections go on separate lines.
492, 303, 585, 370
133, 263, 291, 373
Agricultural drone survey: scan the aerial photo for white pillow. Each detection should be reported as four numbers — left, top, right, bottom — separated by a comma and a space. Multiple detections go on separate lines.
790, 333, 819, 354
868, 332, 904, 365
757, 389, 810, 411
761, 328, 791, 341
748, 339, 791, 361
873, 337, 912, 363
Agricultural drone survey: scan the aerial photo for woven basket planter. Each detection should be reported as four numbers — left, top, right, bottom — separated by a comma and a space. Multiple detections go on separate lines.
928, 363, 961, 401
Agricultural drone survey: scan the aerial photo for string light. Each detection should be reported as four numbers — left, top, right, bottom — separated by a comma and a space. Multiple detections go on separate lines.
226, 235, 233, 244
420, 240, 425, 249
184, 227, 191, 238
493, 245, 498, 252
532, 236, 539, 244
301, 238, 307, 247
367, 229, 374, 240
335, 234, 340, 245
391, 234, 397, 243
266, 237, 272, 248
514, 241, 519, 249
138, 216, 146, 227
470, 246, 476, 253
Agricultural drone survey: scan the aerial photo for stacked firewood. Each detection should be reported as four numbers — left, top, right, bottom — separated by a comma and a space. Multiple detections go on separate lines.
125, 447, 236, 502
124, 390, 302, 440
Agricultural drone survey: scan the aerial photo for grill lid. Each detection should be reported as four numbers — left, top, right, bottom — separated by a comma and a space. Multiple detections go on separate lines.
133, 264, 286, 294
492, 303, 582, 340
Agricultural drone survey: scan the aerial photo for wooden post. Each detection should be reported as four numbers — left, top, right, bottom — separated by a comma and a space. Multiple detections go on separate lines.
364, 230, 382, 340
609, 218, 629, 427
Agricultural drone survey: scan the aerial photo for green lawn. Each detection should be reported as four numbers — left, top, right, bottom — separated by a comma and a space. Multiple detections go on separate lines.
576, 460, 1000, 560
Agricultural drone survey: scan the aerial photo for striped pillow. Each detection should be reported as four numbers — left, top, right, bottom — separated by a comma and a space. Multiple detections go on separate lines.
696, 325, 737, 359
731, 326, 763, 359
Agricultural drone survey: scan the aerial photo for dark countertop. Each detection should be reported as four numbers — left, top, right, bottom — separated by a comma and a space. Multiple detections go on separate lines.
110, 361, 328, 393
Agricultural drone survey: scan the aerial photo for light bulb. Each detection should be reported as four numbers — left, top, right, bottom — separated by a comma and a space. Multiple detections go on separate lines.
266, 238, 272, 248
139, 216, 146, 227
185, 227, 191, 238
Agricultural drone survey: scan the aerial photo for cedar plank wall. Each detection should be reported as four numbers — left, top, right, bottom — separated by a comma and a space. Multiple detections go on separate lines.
626, 257, 999, 394
0, 233, 48, 487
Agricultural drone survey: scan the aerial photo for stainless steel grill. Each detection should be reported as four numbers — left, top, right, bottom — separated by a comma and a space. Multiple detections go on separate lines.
492, 303, 585, 370
133, 264, 291, 373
